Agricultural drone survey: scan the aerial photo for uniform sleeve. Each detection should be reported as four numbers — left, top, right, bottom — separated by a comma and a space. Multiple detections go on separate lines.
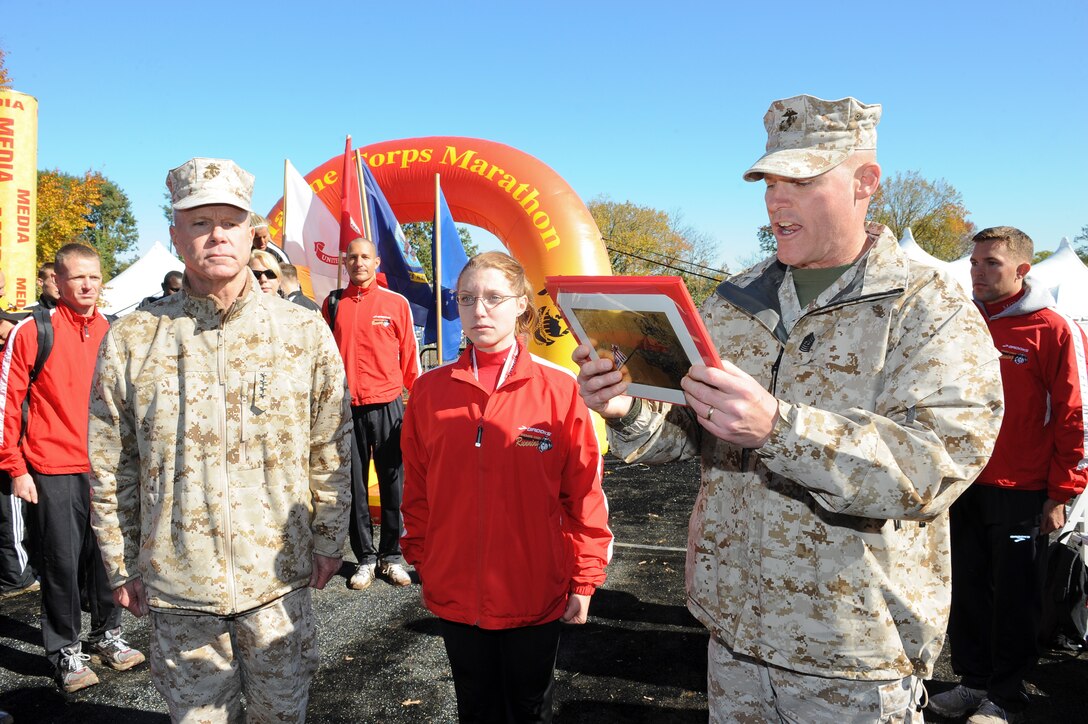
0, 320, 36, 478
560, 387, 613, 595
1045, 316, 1088, 502
399, 297, 420, 393
307, 321, 352, 558
758, 290, 1004, 521
400, 386, 429, 573
88, 330, 144, 587
607, 397, 702, 466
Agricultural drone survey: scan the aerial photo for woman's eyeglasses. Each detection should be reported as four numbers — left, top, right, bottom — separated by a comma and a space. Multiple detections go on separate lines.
253, 269, 278, 280
454, 293, 519, 309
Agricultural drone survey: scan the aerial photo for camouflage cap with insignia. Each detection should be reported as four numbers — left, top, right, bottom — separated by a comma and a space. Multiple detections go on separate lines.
166, 157, 254, 212
743, 95, 881, 182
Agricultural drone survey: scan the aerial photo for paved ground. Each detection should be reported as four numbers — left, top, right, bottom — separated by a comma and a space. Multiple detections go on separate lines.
1, 457, 1084, 722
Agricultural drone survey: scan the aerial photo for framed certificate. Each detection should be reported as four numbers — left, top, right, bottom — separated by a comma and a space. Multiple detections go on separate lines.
544, 275, 722, 405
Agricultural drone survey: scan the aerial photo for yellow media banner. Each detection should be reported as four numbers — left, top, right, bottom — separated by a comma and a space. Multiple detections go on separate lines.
0, 89, 38, 311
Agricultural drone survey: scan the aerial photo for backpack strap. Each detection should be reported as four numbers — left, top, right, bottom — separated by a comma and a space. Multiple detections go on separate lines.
327, 289, 344, 332
21, 307, 54, 443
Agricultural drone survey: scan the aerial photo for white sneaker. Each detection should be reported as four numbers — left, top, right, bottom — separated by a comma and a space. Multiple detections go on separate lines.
348, 563, 376, 590
379, 562, 412, 587
90, 628, 145, 671
967, 698, 1023, 724
927, 683, 986, 718
57, 643, 99, 693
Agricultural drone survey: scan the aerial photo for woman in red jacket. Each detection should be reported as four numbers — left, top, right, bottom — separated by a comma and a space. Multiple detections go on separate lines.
401, 251, 612, 723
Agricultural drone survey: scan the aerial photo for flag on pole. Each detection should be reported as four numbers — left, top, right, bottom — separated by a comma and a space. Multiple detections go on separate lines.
359, 160, 434, 328
426, 174, 469, 363
282, 159, 341, 306
339, 135, 364, 253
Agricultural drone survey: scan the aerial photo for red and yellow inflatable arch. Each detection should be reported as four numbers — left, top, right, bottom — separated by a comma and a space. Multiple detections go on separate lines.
266, 136, 612, 372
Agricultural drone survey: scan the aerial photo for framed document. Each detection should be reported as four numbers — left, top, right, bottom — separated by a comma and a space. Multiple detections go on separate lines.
544, 275, 722, 405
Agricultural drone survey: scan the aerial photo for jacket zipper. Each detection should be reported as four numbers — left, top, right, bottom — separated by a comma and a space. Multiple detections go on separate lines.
217, 317, 238, 610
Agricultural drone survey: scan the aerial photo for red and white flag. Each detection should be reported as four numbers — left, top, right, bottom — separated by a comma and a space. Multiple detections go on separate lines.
282, 159, 341, 306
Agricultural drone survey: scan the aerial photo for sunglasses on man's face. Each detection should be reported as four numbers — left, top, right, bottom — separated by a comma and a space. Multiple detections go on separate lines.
253, 269, 278, 280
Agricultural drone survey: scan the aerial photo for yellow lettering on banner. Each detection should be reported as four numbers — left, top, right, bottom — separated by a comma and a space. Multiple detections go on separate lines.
442, 146, 477, 169
311, 170, 338, 193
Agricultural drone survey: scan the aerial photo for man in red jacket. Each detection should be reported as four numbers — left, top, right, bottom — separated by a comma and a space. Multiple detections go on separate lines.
928, 226, 1088, 724
323, 237, 420, 590
0, 244, 144, 692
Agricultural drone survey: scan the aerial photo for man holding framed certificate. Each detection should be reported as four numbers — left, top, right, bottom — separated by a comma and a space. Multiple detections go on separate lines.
575, 95, 1004, 722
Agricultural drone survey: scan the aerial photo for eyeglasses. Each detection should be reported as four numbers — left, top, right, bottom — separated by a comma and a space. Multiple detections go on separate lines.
253, 269, 278, 280
454, 293, 520, 309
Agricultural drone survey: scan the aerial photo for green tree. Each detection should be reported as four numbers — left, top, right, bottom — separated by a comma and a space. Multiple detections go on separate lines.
80, 178, 139, 278
588, 196, 727, 304
1032, 250, 1054, 264
1073, 224, 1088, 264
868, 171, 975, 261
401, 223, 478, 281
756, 224, 777, 256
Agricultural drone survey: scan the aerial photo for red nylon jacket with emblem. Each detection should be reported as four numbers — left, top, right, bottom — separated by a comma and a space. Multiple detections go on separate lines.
0, 303, 110, 477
401, 338, 613, 629
975, 283, 1088, 503
322, 281, 419, 406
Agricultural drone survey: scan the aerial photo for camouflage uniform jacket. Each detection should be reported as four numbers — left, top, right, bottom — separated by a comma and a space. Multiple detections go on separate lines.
609, 225, 1003, 680
88, 277, 352, 615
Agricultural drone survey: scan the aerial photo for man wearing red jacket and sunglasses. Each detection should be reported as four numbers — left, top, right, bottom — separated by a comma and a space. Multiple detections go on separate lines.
929, 226, 1088, 724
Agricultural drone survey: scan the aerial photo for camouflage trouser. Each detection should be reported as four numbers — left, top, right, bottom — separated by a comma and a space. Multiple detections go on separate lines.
149, 588, 318, 724
708, 637, 926, 723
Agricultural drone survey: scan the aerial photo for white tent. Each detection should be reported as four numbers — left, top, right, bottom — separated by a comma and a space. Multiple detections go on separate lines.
1027, 237, 1088, 323
101, 241, 185, 316
898, 227, 972, 294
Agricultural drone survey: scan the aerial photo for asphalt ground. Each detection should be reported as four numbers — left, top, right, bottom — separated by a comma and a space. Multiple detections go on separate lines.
0, 456, 1084, 722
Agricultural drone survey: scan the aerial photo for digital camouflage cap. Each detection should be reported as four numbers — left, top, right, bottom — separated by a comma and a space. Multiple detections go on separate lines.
743, 95, 881, 182
167, 157, 254, 212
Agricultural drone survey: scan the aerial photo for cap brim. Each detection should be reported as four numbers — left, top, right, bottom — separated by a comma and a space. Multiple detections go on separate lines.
742, 148, 850, 182
173, 191, 252, 213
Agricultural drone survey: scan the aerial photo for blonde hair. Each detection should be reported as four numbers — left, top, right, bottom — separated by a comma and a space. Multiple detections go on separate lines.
250, 249, 282, 278
457, 251, 538, 336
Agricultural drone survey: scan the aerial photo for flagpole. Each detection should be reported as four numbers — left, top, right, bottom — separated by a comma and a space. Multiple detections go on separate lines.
355, 150, 373, 243
434, 172, 443, 363
282, 159, 289, 256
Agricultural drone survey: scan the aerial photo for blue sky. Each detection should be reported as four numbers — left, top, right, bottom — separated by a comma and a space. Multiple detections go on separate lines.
3, 1, 1085, 271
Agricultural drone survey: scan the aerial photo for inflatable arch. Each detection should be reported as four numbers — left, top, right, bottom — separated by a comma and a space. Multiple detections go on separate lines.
266, 136, 612, 373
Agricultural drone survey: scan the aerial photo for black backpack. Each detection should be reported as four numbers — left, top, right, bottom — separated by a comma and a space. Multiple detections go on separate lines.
1039, 528, 1088, 651
325, 289, 344, 331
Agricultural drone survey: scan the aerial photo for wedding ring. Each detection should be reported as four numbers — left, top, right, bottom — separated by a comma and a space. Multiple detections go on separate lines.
706, 406, 715, 421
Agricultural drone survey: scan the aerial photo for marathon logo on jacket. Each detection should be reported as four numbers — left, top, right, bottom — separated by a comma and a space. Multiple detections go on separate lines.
372, 315, 393, 328
516, 426, 553, 453
998, 343, 1030, 365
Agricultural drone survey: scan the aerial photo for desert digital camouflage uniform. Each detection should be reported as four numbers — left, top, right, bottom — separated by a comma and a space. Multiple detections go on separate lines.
88, 273, 350, 720
610, 224, 1004, 686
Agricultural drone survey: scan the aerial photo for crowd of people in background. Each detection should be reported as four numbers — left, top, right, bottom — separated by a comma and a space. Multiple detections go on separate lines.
0, 92, 1084, 724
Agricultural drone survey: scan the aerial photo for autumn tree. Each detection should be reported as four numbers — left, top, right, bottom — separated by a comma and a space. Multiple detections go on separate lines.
589, 196, 727, 304
401, 222, 478, 281
36, 170, 104, 266
80, 178, 139, 277
868, 171, 975, 261
0, 47, 11, 89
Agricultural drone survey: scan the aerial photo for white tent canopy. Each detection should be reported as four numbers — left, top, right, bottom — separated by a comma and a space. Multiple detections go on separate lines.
101, 241, 185, 316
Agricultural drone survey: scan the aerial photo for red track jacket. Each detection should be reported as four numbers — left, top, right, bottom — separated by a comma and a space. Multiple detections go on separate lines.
975, 283, 1088, 503
401, 339, 613, 629
322, 281, 419, 406
0, 303, 110, 477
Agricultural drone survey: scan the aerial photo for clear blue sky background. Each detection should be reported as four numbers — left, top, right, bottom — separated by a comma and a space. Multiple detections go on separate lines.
3, 1, 1086, 272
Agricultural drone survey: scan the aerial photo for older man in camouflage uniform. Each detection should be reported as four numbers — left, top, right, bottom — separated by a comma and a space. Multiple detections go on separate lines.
576, 95, 1004, 722
89, 158, 351, 723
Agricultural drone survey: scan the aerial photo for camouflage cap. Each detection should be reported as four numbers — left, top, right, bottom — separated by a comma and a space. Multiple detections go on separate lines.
743, 95, 881, 182
166, 157, 254, 212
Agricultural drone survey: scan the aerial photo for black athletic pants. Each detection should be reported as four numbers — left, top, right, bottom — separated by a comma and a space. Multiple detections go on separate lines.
32, 471, 120, 669
0, 474, 35, 592
348, 399, 405, 566
947, 484, 1049, 713
439, 619, 561, 724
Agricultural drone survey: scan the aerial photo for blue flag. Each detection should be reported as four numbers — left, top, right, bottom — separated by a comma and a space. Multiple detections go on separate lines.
425, 181, 469, 362
360, 163, 433, 328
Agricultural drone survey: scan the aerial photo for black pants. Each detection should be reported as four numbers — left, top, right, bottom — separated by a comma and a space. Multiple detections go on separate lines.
32, 471, 120, 669
947, 484, 1049, 713
348, 399, 405, 566
0, 474, 35, 592
439, 619, 561, 724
